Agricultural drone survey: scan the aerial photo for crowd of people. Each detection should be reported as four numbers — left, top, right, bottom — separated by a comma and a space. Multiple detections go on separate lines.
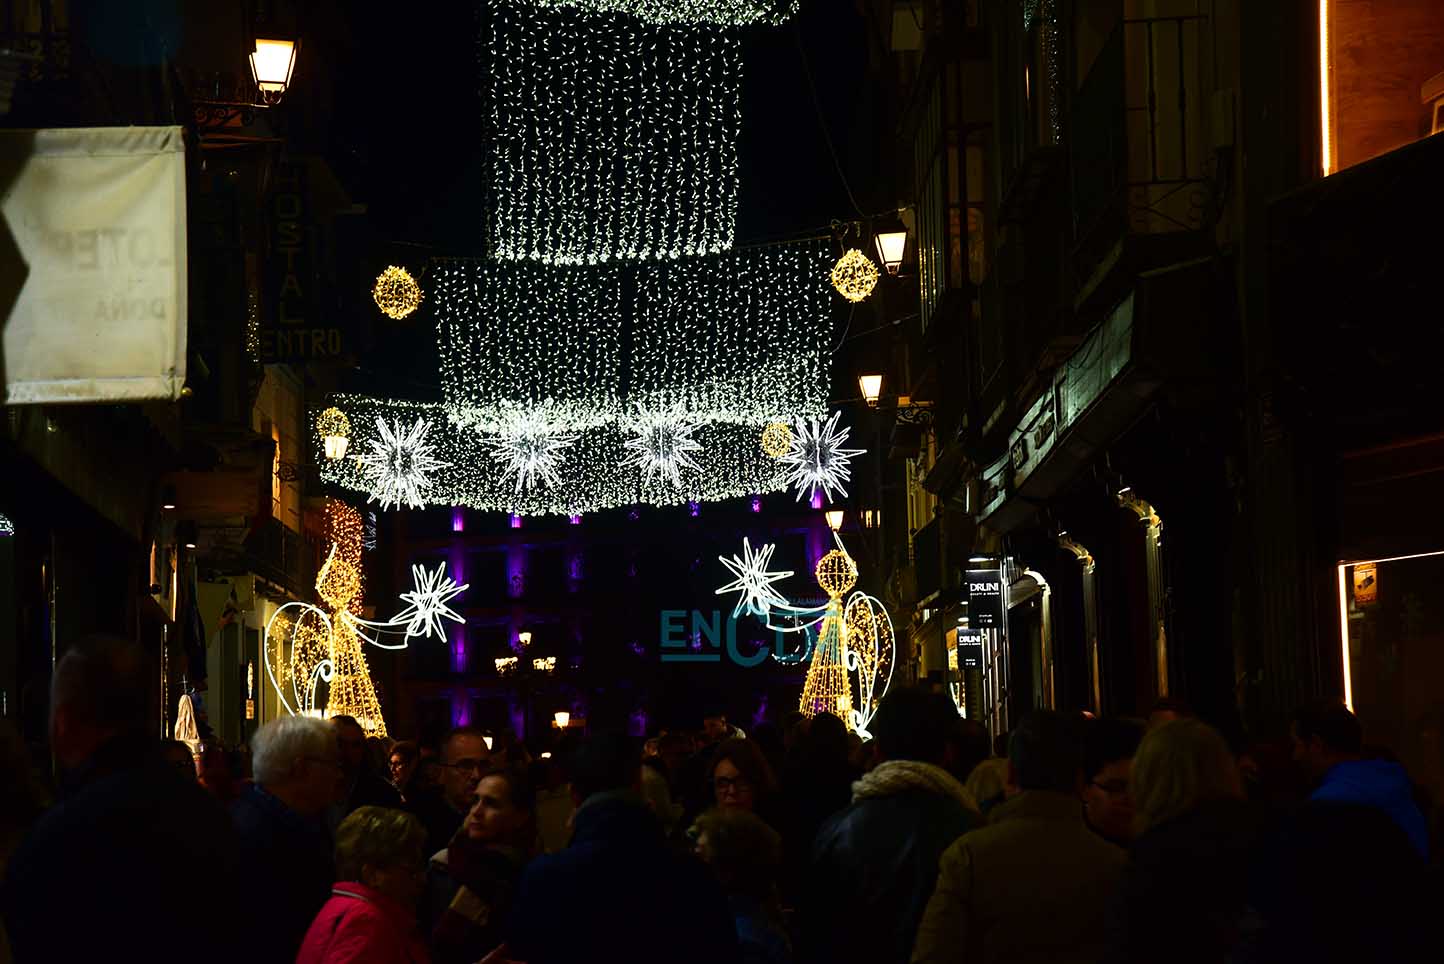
1, 633, 1440, 963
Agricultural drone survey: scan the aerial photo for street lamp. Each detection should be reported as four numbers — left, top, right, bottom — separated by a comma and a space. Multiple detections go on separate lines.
250, 38, 298, 105
825, 509, 845, 532
858, 373, 884, 407
873, 222, 908, 276
518, 631, 532, 649
553, 711, 570, 729
318, 407, 351, 461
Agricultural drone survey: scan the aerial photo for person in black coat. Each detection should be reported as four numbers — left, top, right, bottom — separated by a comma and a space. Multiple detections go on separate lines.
327, 715, 401, 833
777, 712, 855, 907
1239, 800, 1432, 963
507, 731, 740, 964
1108, 719, 1256, 964
232, 714, 343, 963
2, 636, 244, 963
800, 689, 979, 964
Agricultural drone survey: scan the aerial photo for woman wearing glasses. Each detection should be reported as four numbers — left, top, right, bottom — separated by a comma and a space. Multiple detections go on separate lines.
709, 738, 778, 818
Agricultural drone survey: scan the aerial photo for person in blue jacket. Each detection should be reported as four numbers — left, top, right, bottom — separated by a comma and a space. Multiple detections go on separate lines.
1290, 700, 1429, 858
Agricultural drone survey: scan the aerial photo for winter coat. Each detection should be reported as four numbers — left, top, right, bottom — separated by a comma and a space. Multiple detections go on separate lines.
2, 735, 244, 964
732, 894, 793, 964
297, 881, 430, 964
508, 791, 740, 964
802, 761, 978, 964
912, 790, 1125, 964
426, 840, 526, 964
1238, 800, 1432, 964
1106, 798, 1257, 964
231, 783, 335, 963
1310, 759, 1429, 858
406, 785, 468, 859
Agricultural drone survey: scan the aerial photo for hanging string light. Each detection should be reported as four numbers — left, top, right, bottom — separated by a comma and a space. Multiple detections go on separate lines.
317, 395, 791, 516
481, 0, 741, 264
432, 242, 833, 431
513, 0, 797, 27
372, 266, 423, 320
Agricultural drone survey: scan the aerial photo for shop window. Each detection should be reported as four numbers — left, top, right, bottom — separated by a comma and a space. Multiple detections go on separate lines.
1337, 550, 1444, 816
1321, 0, 1444, 174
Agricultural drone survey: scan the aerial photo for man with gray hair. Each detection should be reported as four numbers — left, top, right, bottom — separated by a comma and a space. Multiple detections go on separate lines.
3, 635, 242, 962
232, 714, 342, 963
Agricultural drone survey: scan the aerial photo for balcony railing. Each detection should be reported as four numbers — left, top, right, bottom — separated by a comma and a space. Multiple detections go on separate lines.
1071, 13, 1211, 286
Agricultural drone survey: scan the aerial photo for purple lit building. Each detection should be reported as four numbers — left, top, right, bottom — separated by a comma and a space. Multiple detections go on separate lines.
374, 494, 848, 747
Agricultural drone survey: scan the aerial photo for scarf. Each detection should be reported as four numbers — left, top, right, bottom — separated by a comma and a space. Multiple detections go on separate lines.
851, 760, 977, 812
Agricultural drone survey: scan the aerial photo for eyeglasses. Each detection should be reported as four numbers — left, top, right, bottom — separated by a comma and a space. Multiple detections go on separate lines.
1090, 780, 1130, 798
713, 776, 752, 793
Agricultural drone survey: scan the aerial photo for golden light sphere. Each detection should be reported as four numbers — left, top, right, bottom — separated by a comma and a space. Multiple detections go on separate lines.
760, 421, 793, 458
815, 549, 859, 598
830, 249, 879, 303
372, 265, 422, 320
317, 406, 351, 439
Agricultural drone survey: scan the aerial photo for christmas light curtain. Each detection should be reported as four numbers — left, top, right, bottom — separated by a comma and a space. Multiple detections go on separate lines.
317, 394, 788, 516
432, 242, 833, 430
481, 0, 741, 265
509, 0, 798, 27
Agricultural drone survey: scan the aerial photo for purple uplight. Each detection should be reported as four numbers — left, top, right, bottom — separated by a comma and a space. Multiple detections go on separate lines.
510, 514, 522, 529
688, 500, 700, 517
507, 545, 526, 600
810, 489, 824, 510
451, 507, 465, 532
569, 514, 582, 525
750, 496, 762, 513
629, 710, 648, 738
451, 626, 467, 673
451, 690, 470, 727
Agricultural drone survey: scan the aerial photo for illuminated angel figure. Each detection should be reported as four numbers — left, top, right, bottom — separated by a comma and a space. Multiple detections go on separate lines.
714, 532, 894, 737
265, 549, 469, 737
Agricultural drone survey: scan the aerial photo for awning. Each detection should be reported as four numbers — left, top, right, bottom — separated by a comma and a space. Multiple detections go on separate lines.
978, 257, 1216, 534
1, 126, 187, 404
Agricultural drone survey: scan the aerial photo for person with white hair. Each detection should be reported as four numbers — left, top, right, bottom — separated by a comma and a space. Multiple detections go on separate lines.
232, 715, 342, 963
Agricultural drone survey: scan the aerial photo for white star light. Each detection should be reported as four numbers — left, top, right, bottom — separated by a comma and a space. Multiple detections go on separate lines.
716, 538, 793, 619
393, 562, 469, 641
623, 410, 704, 488
357, 417, 450, 511
487, 408, 578, 495
780, 411, 866, 503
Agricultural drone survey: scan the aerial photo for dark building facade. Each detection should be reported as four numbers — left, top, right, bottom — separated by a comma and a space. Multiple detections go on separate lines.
378, 497, 851, 746
861, 0, 1444, 803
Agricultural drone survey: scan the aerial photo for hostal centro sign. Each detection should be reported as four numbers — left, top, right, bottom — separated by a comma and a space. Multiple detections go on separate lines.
262, 159, 345, 361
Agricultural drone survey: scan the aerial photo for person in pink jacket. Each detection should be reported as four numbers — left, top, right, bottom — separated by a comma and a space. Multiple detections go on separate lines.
298, 806, 431, 964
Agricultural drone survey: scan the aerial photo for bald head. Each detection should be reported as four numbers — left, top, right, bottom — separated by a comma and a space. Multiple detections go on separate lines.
51, 635, 152, 768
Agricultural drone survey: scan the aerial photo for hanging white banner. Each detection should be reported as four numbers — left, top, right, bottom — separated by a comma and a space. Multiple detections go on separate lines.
1, 126, 186, 404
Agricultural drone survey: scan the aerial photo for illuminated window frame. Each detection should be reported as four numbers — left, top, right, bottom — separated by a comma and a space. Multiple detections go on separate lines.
1335, 548, 1444, 711
1319, 0, 1333, 175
